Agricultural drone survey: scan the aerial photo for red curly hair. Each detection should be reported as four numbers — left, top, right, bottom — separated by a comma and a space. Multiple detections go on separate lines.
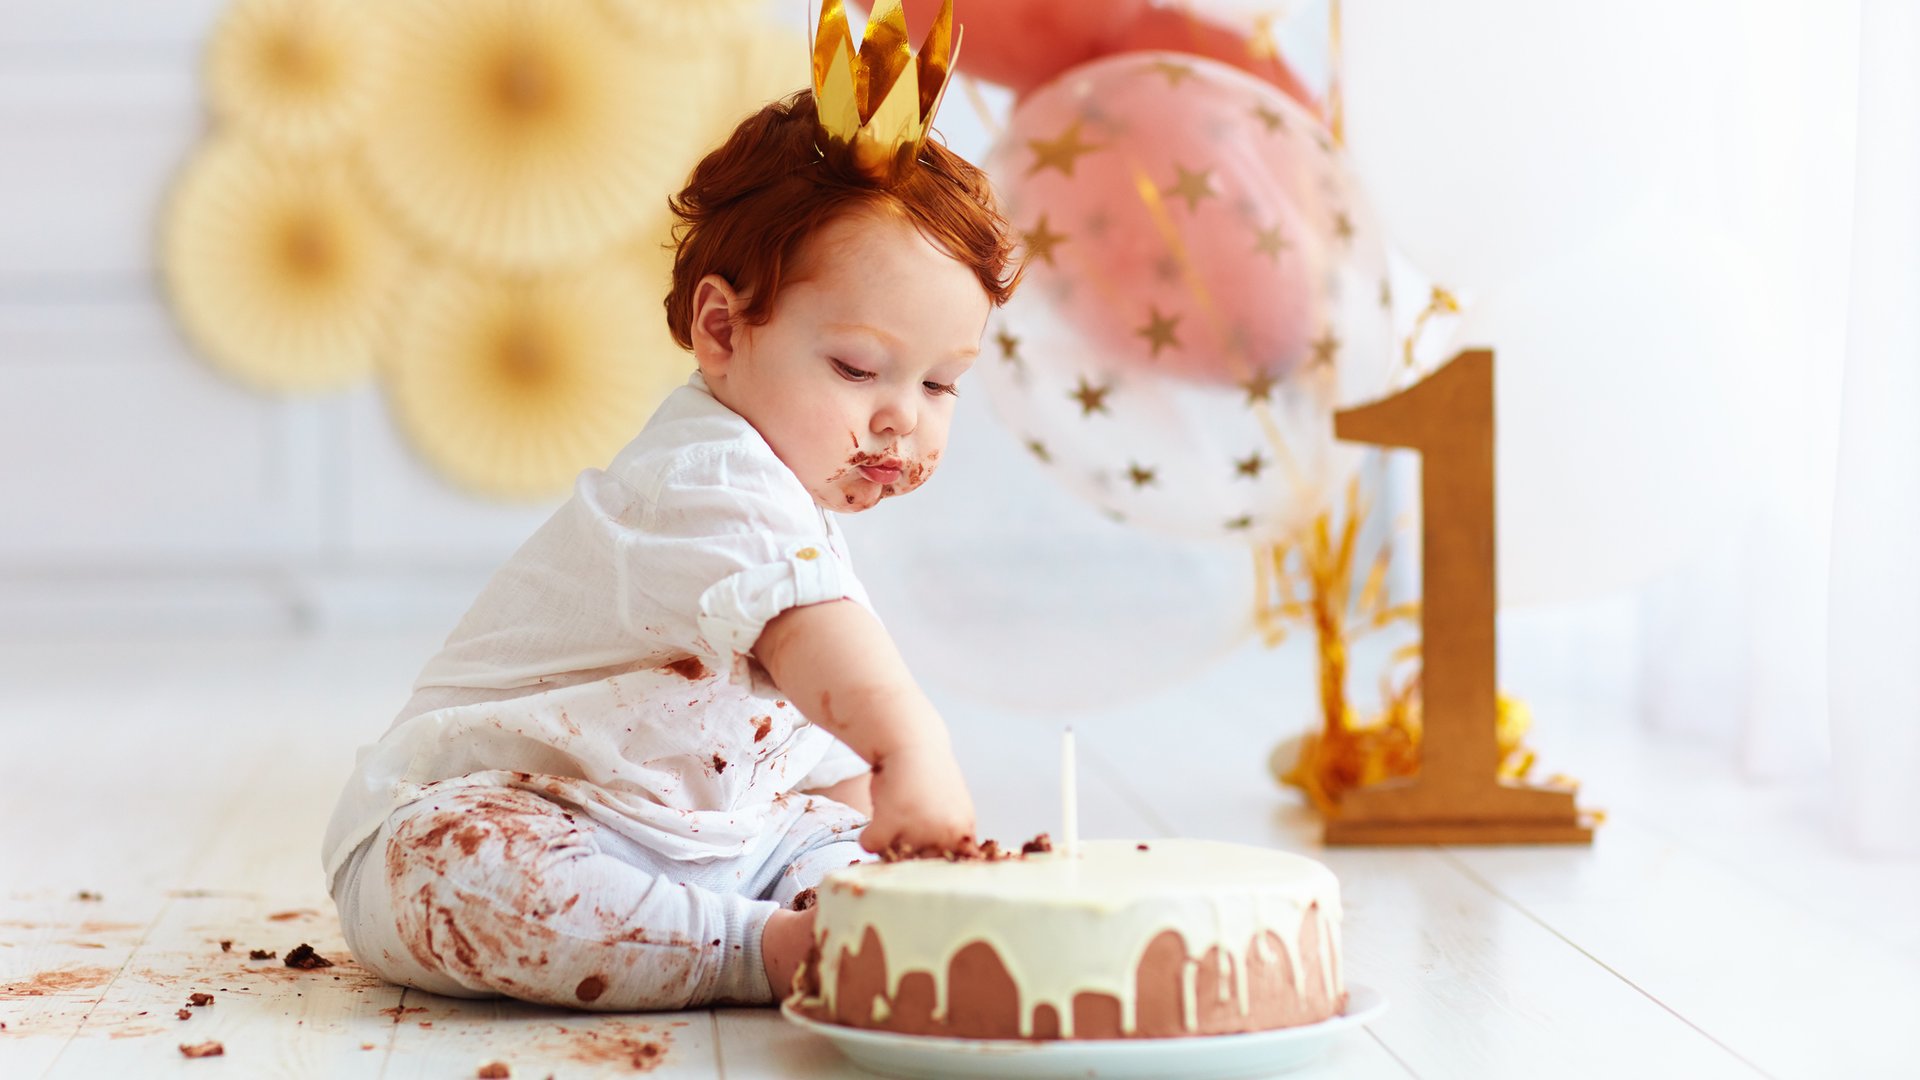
664, 89, 1024, 349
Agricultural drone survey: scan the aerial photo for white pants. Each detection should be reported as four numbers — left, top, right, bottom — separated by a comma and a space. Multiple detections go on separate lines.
330, 781, 870, 1010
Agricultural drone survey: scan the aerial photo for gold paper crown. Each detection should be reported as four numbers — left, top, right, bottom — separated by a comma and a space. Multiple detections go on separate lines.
810, 0, 962, 184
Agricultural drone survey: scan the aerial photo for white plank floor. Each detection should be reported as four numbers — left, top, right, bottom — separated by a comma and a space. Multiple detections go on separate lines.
3, 630, 1916, 1079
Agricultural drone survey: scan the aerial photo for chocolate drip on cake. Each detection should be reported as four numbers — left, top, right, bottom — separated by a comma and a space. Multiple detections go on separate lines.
792, 840, 1346, 1040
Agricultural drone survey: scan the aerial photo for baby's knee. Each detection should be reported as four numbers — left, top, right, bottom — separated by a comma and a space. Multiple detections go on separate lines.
386, 791, 586, 900
381, 793, 591, 986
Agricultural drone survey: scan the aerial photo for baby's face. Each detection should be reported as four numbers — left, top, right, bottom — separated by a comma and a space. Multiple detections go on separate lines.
699, 209, 990, 512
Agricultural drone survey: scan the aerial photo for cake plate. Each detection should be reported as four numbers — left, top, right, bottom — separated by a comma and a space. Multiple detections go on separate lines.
781, 983, 1387, 1080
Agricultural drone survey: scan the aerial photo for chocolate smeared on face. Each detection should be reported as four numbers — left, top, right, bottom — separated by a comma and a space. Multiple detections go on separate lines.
826, 447, 939, 507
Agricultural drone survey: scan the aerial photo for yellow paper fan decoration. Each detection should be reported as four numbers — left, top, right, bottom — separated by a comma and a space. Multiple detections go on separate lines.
382, 258, 690, 498
205, 0, 392, 154
162, 135, 408, 392
722, 26, 812, 122
359, 0, 714, 272
598, 0, 765, 43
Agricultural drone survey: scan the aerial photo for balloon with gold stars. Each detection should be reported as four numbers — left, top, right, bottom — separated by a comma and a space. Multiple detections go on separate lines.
978, 51, 1398, 543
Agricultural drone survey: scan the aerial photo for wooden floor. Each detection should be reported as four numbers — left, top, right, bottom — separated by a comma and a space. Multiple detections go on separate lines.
2, 630, 1916, 1079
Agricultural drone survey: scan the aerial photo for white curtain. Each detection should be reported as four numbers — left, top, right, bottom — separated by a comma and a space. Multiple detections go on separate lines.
1342, 0, 1915, 855
1827, 0, 1920, 855
1636, 0, 1920, 856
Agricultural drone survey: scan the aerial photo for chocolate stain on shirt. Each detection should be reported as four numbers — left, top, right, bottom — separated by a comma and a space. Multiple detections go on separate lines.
662, 657, 709, 681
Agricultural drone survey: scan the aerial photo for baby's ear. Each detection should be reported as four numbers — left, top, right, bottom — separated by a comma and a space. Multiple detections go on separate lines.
690, 274, 742, 376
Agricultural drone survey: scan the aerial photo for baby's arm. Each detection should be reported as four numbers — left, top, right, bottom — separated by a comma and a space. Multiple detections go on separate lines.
802, 772, 873, 816
755, 598, 974, 854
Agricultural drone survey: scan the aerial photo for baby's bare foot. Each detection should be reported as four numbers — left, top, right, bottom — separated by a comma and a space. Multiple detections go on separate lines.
760, 907, 817, 1001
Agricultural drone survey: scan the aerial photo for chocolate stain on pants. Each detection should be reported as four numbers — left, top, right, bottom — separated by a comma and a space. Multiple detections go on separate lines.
331, 783, 869, 1011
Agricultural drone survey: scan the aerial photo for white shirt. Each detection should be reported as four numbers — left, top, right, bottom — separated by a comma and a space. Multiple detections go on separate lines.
321, 372, 875, 890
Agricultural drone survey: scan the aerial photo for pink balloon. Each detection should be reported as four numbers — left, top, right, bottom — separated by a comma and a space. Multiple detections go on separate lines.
987, 51, 1349, 387
1103, 6, 1322, 117
876, 0, 1321, 115
881, 0, 1145, 98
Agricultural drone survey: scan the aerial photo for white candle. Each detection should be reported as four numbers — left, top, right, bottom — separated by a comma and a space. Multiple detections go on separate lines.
1061, 726, 1079, 857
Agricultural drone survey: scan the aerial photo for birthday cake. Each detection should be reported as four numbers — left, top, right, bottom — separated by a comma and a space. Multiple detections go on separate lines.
789, 838, 1345, 1039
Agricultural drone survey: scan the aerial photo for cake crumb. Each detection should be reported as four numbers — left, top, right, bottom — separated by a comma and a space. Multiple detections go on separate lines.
477, 1062, 511, 1078
249, 949, 276, 960
218, 941, 232, 952
284, 943, 334, 969
178, 1040, 224, 1058
879, 833, 1020, 863
188, 992, 214, 1007
790, 887, 817, 912
176, 1008, 192, 1020
1022, 833, 1053, 855
1137, 843, 1151, 851
75, 890, 102, 902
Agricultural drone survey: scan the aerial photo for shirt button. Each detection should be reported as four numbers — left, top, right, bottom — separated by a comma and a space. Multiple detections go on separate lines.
795, 547, 820, 561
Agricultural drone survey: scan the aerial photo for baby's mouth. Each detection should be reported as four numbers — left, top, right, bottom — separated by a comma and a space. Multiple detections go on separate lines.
845, 449, 905, 487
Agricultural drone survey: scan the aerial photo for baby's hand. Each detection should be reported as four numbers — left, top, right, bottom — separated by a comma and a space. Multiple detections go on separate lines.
860, 739, 976, 855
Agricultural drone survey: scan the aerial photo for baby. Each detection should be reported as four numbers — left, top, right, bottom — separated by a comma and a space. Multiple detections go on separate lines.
320, 86, 1022, 1012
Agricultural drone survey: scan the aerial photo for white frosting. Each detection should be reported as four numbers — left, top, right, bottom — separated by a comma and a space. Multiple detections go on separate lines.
809, 838, 1343, 1037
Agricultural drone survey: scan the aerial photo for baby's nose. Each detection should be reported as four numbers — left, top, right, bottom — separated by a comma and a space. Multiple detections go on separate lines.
871, 400, 916, 437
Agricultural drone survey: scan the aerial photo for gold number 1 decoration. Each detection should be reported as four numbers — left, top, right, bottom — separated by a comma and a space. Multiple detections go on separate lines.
1325, 349, 1595, 845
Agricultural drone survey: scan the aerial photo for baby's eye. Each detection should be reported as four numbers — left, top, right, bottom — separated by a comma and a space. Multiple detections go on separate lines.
923, 380, 959, 397
831, 358, 874, 381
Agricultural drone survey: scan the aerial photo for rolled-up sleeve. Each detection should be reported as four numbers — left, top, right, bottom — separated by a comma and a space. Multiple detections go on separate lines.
613, 443, 861, 693
694, 540, 849, 692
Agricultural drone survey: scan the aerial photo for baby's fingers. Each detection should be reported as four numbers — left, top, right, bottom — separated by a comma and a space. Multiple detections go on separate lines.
857, 819, 901, 855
